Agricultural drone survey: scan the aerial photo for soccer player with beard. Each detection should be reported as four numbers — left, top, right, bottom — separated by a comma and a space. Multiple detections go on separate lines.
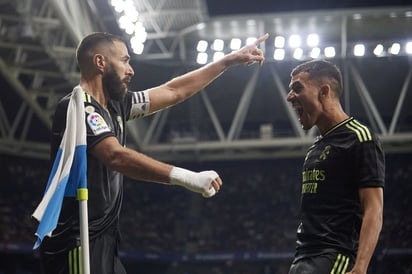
39, 32, 268, 274
286, 60, 385, 274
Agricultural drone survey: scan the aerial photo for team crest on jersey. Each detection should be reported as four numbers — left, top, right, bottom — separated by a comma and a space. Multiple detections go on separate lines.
319, 145, 331, 160
85, 105, 95, 114
87, 112, 110, 135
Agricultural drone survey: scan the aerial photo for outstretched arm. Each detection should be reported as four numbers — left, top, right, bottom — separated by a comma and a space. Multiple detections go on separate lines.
346, 187, 383, 274
90, 136, 222, 197
146, 33, 269, 114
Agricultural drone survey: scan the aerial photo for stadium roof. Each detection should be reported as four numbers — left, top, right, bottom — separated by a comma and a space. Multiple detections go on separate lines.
0, 0, 411, 161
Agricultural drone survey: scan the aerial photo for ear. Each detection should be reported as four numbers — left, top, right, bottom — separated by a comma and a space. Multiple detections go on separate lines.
317, 85, 330, 104
93, 54, 106, 73
320, 85, 330, 97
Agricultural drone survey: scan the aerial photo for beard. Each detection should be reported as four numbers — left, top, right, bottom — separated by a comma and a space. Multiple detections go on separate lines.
102, 64, 127, 101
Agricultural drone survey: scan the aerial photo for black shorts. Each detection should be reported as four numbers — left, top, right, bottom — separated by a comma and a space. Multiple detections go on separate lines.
288, 252, 354, 274
40, 227, 126, 274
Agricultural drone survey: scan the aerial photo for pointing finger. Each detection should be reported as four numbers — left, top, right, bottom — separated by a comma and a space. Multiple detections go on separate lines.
254, 33, 269, 47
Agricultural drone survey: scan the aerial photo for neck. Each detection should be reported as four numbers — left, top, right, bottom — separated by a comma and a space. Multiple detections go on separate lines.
79, 76, 108, 108
317, 103, 349, 135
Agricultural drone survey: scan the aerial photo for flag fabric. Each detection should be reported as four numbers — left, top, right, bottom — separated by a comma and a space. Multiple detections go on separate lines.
32, 86, 87, 249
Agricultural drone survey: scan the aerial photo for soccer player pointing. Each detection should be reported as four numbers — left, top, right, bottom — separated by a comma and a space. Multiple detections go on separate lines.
39, 32, 268, 274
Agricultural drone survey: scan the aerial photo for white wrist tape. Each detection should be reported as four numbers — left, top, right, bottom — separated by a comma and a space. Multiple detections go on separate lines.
169, 167, 218, 198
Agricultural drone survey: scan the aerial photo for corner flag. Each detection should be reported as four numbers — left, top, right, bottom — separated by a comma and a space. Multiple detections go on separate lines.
32, 86, 88, 250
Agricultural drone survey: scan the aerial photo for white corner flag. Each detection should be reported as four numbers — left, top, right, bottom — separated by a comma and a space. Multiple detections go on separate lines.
32, 86, 90, 273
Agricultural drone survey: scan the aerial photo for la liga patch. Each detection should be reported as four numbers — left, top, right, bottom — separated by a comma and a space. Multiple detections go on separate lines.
87, 112, 110, 135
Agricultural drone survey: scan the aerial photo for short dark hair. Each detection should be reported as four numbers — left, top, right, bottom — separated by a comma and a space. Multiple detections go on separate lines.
76, 32, 125, 71
291, 59, 343, 97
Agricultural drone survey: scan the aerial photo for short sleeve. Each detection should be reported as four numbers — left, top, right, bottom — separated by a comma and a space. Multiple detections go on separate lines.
353, 135, 385, 188
125, 90, 150, 120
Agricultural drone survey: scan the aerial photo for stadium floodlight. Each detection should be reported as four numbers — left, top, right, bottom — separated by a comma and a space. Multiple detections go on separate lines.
134, 22, 147, 42
273, 48, 285, 60
274, 36, 285, 48
111, 0, 146, 55
212, 39, 224, 51
197, 52, 208, 64
389, 43, 401, 55
324, 46, 336, 58
230, 38, 242, 50
131, 40, 144, 55
406, 41, 412, 54
213, 51, 225, 62
197, 40, 208, 52
310, 47, 321, 59
111, 0, 124, 12
289, 34, 301, 48
246, 37, 257, 45
373, 44, 385, 57
353, 13, 362, 20
123, 1, 138, 22
354, 44, 365, 57
307, 34, 319, 47
118, 15, 132, 30
293, 48, 303, 60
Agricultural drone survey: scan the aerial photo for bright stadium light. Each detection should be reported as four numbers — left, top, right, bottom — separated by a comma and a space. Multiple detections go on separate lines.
212, 39, 224, 51
406, 41, 412, 54
373, 44, 385, 57
389, 43, 401, 55
131, 40, 144, 55
274, 36, 285, 48
354, 44, 365, 56
246, 37, 257, 45
111, 0, 146, 55
289, 34, 301, 48
230, 38, 242, 50
213, 51, 225, 62
273, 48, 285, 60
197, 40, 208, 52
111, 0, 124, 12
310, 47, 321, 59
324, 46, 336, 58
307, 34, 319, 47
118, 15, 132, 30
293, 48, 303, 60
197, 52, 208, 64
123, 0, 138, 22
134, 22, 147, 42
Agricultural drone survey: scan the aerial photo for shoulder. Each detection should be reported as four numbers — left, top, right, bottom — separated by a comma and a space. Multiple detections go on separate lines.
343, 118, 378, 143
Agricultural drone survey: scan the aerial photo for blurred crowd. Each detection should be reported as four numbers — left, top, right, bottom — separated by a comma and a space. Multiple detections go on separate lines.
0, 153, 411, 272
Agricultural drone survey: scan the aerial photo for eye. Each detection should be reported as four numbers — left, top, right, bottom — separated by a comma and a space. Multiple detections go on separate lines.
290, 83, 303, 93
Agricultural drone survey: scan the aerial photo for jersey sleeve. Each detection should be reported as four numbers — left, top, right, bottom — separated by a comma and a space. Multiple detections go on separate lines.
353, 134, 385, 188
84, 102, 115, 150
124, 90, 150, 121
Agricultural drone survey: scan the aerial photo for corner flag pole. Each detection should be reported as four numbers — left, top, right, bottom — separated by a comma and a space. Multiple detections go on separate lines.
78, 188, 90, 274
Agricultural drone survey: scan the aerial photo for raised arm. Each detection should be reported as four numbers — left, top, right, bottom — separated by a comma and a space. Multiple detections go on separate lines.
146, 33, 269, 114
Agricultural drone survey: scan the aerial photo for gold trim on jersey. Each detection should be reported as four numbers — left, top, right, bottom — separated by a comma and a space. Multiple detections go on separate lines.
346, 119, 372, 142
330, 253, 350, 274
68, 246, 83, 274
323, 117, 352, 137
82, 91, 92, 103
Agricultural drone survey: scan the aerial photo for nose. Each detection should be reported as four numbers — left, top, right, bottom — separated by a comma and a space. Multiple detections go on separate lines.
286, 90, 296, 102
127, 64, 134, 77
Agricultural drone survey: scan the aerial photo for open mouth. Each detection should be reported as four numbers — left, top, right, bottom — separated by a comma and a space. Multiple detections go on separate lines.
293, 106, 303, 121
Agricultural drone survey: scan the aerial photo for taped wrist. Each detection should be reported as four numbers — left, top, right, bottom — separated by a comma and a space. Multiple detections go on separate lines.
170, 167, 195, 185
169, 167, 217, 197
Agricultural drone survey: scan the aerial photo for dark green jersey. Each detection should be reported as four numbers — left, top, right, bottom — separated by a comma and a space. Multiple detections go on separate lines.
294, 117, 385, 261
